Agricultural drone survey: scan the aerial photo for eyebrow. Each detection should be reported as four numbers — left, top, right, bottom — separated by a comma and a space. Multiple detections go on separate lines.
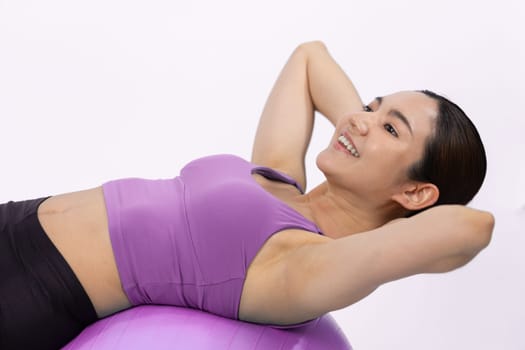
373, 96, 414, 136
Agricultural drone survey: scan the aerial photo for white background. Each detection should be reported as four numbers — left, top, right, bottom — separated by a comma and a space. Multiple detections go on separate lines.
1, 1, 523, 349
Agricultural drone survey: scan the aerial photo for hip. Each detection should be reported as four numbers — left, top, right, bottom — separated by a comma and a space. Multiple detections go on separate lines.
0, 197, 98, 349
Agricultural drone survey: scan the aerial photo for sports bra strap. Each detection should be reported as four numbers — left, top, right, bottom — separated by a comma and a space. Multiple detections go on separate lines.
251, 167, 304, 194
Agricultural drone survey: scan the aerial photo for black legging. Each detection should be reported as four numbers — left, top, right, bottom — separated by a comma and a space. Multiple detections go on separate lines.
0, 198, 97, 350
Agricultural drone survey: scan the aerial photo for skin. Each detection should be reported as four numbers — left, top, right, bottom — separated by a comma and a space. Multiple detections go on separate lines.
312, 91, 440, 235
240, 41, 493, 324
35, 41, 494, 325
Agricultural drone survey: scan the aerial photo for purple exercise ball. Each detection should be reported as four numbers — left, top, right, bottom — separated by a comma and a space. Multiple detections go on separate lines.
63, 305, 352, 349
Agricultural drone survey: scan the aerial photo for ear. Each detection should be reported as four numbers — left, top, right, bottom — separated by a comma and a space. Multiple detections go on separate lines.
391, 182, 440, 211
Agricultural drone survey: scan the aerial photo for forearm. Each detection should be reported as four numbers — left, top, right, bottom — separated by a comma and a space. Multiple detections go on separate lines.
370, 206, 494, 276
298, 41, 364, 125
414, 206, 495, 273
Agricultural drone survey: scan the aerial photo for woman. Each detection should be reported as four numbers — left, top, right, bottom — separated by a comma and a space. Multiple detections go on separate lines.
0, 41, 494, 349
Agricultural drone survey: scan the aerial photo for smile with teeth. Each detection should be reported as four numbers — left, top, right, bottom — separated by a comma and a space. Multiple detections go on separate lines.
338, 135, 360, 157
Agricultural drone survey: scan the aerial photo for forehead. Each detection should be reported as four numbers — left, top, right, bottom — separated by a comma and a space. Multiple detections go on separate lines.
377, 91, 439, 136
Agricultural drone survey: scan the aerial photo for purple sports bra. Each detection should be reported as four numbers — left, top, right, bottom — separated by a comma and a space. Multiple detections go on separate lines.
102, 154, 322, 323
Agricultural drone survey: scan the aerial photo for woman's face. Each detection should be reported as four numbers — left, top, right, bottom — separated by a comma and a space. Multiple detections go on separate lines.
317, 91, 438, 202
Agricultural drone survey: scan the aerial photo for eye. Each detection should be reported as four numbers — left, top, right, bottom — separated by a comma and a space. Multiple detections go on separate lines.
363, 105, 373, 112
384, 123, 399, 137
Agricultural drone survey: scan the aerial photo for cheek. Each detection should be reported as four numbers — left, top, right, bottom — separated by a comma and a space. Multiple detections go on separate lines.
366, 144, 413, 177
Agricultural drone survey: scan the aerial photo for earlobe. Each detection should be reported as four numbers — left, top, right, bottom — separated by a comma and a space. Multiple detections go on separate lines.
392, 182, 440, 211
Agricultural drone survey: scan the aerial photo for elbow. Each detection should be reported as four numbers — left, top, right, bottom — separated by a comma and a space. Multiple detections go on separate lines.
463, 209, 495, 253
426, 208, 494, 273
298, 40, 327, 48
477, 211, 495, 249
296, 41, 328, 55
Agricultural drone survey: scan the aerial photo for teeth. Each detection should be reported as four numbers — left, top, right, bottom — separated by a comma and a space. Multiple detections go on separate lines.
338, 135, 360, 157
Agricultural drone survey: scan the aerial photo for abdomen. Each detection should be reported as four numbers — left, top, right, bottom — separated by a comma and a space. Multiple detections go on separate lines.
37, 186, 131, 318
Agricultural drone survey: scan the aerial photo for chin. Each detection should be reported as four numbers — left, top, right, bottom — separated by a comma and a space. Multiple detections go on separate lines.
315, 149, 335, 176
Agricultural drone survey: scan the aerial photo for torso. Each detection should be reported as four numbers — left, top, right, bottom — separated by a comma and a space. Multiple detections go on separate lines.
239, 173, 331, 322
37, 187, 132, 318
36, 172, 328, 320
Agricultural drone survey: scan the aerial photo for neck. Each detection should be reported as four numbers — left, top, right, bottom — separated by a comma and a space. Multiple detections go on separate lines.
304, 182, 402, 238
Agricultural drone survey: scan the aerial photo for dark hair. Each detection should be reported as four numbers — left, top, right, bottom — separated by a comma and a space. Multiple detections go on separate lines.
407, 90, 487, 211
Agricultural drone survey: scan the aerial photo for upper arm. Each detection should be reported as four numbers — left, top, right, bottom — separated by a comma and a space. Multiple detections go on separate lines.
282, 206, 494, 320
251, 44, 313, 190
251, 42, 364, 190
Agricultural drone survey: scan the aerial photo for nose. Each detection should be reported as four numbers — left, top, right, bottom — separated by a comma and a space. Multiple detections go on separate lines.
348, 112, 370, 136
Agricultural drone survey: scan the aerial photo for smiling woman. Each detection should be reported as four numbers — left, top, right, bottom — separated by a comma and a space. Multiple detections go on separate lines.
315, 90, 441, 222
1, 41, 494, 350
318, 87, 487, 218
